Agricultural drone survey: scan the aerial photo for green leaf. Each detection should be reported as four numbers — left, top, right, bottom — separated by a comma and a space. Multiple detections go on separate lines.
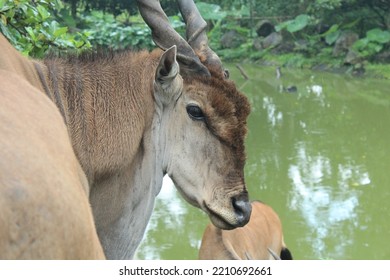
239, 5, 250, 17
352, 38, 369, 51
37, 5, 50, 20
275, 21, 290, 32
322, 24, 339, 36
374, 43, 383, 53
366, 28, 390, 44
325, 29, 341, 45
0, 20, 12, 39
54, 26, 68, 37
342, 18, 360, 29
287, 14, 309, 33
25, 26, 36, 41
1, 14, 7, 25
0, 2, 12, 13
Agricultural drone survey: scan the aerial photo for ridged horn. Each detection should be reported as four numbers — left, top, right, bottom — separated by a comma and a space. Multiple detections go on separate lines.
137, 0, 225, 77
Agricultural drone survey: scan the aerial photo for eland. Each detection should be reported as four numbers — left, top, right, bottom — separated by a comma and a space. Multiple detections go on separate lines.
199, 201, 293, 260
0, 0, 251, 259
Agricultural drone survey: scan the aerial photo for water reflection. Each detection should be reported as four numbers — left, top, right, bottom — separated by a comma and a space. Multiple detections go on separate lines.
307, 84, 323, 96
263, 96, 283, 127
135, 176, 188, 260
249, 67, 387, 259
287, 142, 369, 259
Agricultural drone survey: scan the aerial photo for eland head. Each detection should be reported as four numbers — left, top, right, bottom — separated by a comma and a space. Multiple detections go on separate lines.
138, 0, 252, 229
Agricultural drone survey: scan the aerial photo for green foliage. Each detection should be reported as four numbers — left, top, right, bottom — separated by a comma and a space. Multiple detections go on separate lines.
196, 2, 227, 22
76, 0, 138, 16
0, 0, 90, 57
323, 24, 341, 45
2, 0, 389, 72
272, 0, 390, 66
306, 0, 342, 16
63, 0, 180, 17
196, 2, 253, 61
366, 28, 390, 44
79, 10, 154, 50
218, 40, 257, 60
276, 14, 311, 33
353, 28, 390, 58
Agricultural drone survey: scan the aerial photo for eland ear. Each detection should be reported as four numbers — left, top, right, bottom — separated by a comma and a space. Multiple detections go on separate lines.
155, 45, 179, 86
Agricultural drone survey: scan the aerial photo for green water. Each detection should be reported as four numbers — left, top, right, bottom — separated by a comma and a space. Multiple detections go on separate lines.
136, 65, 390, 260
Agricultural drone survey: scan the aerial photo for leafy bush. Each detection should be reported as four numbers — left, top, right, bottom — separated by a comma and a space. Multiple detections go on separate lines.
75, 9, 189, 51
0, 0, 90, 57
196, 2, 254, 61
79, 10, 154, 50
353, 28, 390, 58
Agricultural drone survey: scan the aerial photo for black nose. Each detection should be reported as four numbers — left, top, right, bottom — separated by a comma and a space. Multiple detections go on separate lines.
232, 193, 252, 227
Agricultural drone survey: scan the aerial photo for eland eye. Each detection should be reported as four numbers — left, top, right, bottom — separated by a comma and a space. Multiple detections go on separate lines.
186, 105, 205, 121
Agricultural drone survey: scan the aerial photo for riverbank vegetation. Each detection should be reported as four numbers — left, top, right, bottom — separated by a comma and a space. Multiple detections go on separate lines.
1, 0, 389, 78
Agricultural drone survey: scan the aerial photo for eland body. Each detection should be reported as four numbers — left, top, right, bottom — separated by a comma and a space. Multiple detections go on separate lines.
199, 201, 293, 260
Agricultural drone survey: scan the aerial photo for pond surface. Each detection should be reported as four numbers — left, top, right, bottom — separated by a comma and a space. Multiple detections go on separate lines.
136, 64, 390, 260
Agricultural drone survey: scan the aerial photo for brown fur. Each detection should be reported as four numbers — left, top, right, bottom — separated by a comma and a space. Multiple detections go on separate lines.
199, 201, 292, 260
0, 70, 104, 259
42, 49, 161, 183
0, 36, 43, 90
183, 75, 250, 170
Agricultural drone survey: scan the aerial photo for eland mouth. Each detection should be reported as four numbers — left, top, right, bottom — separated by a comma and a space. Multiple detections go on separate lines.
202, 196, 252, 230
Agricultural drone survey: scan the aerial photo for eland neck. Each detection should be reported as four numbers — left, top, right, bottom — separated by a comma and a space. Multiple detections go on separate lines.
37, 49, 168, 259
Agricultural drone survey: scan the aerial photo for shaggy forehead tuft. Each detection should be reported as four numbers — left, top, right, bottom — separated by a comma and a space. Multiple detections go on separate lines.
183, 73, 251, 167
